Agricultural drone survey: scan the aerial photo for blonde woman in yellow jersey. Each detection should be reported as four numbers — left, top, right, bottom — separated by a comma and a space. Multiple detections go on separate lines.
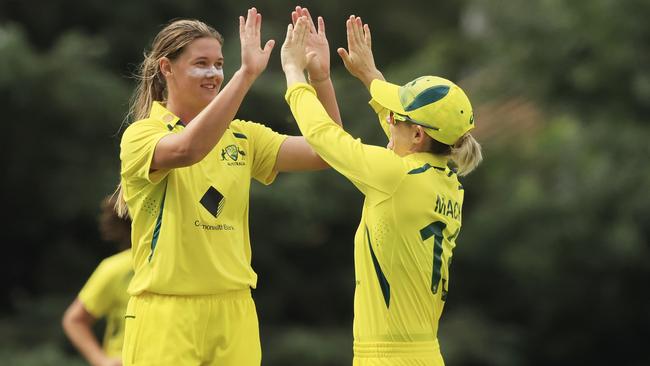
63, 196, 132, 366
282, 15, 482, 366
116, 7, 341, 366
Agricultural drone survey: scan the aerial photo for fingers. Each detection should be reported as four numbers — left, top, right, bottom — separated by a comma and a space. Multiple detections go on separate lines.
239, 16, 245, 36
353, 16, 364, 45
285, 17, 308, 48
285, 23, 294, 44
263, 39, 275, 54
291, 9, 299, 26
255, 13, 262, 38
364, 23, 372, 47
345, 18, 353, 50
345, 15, 370, 51
302, 8, 317, 34
337, 47, 350, 64
245, 8, 256, 34
318, 16, 325, 35
294, 17, 308, 45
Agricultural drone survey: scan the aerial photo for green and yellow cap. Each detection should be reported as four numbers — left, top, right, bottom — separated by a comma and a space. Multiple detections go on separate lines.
370, 76, 475, 145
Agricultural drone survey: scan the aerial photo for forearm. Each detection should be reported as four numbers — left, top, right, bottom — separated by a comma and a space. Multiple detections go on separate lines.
63, 318, 106, 366
359, 69, 385, 91
181, 69, 257, 162
286, 83, 350, 162
309, 77, 342, 126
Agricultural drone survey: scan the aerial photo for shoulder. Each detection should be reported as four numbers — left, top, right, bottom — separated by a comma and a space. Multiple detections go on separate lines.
96, 249, 132, 277
230, 119, 284, 142
122, 118, 164, 139
230, 119, 273, 133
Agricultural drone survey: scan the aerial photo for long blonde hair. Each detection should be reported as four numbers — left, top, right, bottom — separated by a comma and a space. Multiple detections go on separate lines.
450, 133, 482, 176
114, 19, 223, 218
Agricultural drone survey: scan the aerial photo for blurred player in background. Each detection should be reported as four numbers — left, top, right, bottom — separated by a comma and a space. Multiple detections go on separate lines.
62, 195, 132, 366
114, 7, 340, 366
282, 13, 482, 366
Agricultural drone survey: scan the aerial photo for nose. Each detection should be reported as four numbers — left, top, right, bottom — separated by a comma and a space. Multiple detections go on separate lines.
204, 66, 223, 79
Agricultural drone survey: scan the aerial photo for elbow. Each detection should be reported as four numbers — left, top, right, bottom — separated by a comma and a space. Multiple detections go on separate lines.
181, 147, 203, 166
173, 144, 205, 167
313, 153, 330, 170
62, 307, 75, 333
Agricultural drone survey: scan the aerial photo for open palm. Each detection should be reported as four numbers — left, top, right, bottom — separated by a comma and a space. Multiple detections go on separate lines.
291, 6, 330, 81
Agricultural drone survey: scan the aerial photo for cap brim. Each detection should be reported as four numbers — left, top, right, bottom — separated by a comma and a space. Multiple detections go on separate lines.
370, 79, 408, 115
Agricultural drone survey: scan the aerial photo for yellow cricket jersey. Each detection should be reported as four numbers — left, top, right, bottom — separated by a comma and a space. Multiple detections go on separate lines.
78, 249, 133, 357
286, 83, 464, 343
120, 102, 286, 295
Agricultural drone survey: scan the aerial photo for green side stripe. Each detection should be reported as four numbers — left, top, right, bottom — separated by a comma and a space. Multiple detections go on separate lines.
148, 188, 167, 262
366, 227, 390, 308
233, 132, 247, 139
408, 163, 446, 175
408, 163, 432, 175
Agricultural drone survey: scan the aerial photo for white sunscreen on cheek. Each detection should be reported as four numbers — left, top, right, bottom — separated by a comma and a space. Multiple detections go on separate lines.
188, 65, 223, 78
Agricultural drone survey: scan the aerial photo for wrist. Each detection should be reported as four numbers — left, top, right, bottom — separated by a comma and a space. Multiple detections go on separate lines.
282, 63, 304, 74
90, 354, 108, 366
361, 70, 384, 90
236, 67, 259, 83
285, 67, 307, 88
308, 73, 330, 84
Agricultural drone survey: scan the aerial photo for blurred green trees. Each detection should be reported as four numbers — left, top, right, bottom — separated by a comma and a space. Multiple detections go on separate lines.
1, 0, 648, 365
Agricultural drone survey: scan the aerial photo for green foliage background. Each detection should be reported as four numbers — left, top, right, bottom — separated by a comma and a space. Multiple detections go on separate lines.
1, 0, 648, 365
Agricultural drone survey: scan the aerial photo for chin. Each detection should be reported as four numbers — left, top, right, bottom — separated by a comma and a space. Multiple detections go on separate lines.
199, 92, 217, 104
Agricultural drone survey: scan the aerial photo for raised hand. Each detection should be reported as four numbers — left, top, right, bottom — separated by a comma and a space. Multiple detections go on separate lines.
337, 15, 383, 88
291, 6, 330, 82
281, 16, 314, 77
239, 7, 275, 78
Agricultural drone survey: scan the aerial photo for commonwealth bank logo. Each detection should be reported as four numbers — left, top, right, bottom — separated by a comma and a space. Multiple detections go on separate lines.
199, 186, 225, 218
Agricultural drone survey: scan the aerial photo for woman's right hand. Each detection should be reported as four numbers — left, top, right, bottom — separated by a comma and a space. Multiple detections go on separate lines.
239, 7, 275, 78
337, 15, 384, 89
281, 16, 315, 87
291, 6, 330, 82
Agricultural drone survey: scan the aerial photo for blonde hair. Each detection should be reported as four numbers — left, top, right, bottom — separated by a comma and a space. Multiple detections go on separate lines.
450, 133, 482, 176
115, 19, 223, 218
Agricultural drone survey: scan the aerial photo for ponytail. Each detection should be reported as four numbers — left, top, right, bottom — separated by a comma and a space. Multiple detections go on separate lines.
450, 133, 482, 176
113, 183, 129, 218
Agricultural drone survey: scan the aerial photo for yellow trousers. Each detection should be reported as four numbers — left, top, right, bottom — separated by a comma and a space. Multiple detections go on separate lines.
122, 289, 260, 366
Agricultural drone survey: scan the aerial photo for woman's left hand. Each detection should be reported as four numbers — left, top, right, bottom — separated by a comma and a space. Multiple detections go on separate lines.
281, 16, 315, 84
291, 6, 330, 82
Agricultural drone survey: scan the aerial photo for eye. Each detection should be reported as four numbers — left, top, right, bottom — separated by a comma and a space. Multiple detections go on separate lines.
215, 62, 224, 69
196, 60, 207, 66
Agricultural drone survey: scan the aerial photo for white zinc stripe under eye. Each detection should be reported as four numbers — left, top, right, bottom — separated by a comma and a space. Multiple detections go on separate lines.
188, 65, 223, 78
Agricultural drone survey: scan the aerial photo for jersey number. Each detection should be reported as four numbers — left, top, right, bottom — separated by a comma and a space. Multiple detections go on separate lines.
419, 221, 448, 300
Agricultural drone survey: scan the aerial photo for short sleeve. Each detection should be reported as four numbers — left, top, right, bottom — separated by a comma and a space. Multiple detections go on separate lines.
120, 119, 172, 184
237, 121, 287, 185
78, 260, 117, 318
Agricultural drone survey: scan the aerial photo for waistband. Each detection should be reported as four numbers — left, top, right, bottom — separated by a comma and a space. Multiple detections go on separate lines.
136, 288, 251, 301
354, 340, 440, 358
